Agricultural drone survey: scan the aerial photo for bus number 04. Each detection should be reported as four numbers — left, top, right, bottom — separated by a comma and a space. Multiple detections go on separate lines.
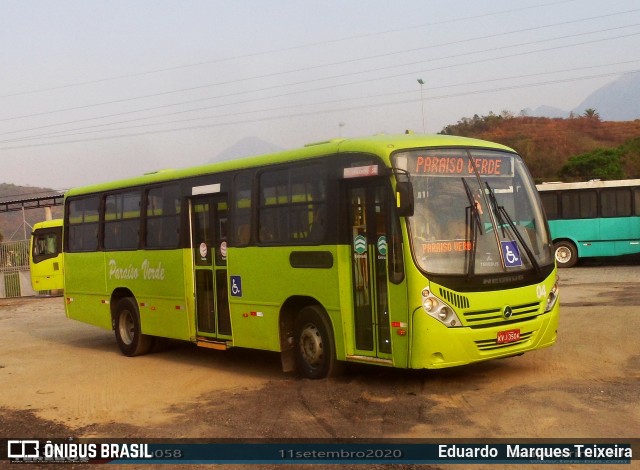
536, 285, 547, 299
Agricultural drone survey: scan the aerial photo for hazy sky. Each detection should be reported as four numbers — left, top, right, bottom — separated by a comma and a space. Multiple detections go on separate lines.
2, 0, 640, 191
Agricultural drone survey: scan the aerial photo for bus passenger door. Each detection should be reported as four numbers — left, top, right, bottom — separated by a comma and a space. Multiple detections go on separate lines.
190, 195, 232, 339
345, 180, 406, 362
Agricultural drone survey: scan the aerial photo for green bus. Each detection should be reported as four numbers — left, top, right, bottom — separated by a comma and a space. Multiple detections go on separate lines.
30, 219, 64, 292
63, 134, 559, 378
537, 179, 640, 268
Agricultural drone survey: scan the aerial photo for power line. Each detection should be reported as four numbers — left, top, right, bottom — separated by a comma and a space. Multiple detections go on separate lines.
4, 62, 640, 145
3, 8, 637, 123
3, 68, 639, 151
0, 0, 578, 99
3, 24, 639, 141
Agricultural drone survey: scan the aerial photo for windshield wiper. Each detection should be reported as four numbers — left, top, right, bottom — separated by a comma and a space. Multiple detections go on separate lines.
485, 182, 507, 238
485, 182, 541, 273
461, 178, 482, 277
462, 178, 483, 235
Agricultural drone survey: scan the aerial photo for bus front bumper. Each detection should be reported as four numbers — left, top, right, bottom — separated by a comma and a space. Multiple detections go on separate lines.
409, 304, 559, 369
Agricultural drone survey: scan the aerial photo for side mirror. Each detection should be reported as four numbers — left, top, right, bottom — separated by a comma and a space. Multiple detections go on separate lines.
396, 181, 414, 217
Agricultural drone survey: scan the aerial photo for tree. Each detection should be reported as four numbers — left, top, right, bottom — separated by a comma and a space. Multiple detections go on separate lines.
559, 149, 623, 180
583, 108, 601, 121
620, 137, 640, 178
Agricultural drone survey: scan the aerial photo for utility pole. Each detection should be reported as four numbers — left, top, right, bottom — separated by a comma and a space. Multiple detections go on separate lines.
417, 78, 425, 133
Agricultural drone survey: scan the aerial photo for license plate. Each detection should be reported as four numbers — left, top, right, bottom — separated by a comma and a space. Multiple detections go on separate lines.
497, 329, 520, 344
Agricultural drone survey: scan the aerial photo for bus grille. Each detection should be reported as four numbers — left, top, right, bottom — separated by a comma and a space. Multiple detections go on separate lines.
438, 288, 470, 309
475, 330, 535, 351
461, 301, 541, 328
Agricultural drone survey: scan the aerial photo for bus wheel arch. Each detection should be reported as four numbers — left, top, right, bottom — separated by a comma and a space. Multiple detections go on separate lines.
553, 239, 578, 268
293, 304, 340, 379
111, 290, 153, 357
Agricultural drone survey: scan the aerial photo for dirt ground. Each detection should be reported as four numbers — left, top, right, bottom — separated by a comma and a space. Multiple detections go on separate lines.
1, 260, 639, 468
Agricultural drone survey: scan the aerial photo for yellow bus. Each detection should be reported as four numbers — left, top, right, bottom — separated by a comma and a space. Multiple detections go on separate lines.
63, 134, 559, 378
29, 219, 64, 292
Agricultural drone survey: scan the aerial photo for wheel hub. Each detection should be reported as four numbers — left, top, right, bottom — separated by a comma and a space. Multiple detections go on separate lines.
119, 311, 135, 345
556, 247, 571, 262
299, 324, 323, 367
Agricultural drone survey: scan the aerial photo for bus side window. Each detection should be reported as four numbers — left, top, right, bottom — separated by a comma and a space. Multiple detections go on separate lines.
539, 192, 559, 220
67, 196, 100, 252
237, 225, 250, 245
104, 191, 141, 250
257, 164, 326, 245
561, 191, 596, 219
233, 172, 253, 247
308, 205, 326, 241
146, 185, 181, 249
601, 188, 632, 217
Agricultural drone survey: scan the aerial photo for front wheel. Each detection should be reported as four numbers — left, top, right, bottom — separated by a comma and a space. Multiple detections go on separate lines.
553, 241, 578, 268
294, 306, 339, 379
114, 297, 153, 356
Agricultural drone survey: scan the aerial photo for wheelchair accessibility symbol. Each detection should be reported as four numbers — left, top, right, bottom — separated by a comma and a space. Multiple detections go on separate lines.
230, 276, 242, 297
501, 240, 523, 267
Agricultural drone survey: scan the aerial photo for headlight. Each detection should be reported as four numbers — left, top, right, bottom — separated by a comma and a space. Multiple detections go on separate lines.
544, 280, 559, 313
421, 287, 462, 327
437, 306, 451, 321
422, 297, 437, 312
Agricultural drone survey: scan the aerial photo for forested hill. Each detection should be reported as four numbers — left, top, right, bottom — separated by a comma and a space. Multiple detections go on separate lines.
440, 114, 640, 182
0, 183, 62, 242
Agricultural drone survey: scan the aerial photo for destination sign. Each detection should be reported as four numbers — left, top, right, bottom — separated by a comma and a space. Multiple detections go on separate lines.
411, 154, 513, 177
421, 240, 474, 254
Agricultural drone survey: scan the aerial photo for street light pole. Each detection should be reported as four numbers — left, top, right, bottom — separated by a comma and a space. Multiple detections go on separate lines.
417, 78, 425, 133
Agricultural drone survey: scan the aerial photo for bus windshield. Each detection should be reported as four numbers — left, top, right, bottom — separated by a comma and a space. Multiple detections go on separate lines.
394, 148, 553, 276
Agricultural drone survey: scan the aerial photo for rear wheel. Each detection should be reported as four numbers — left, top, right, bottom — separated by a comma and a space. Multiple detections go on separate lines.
114, 297, 153, 356
294, 306, 339, 379
553, 241, 578, 268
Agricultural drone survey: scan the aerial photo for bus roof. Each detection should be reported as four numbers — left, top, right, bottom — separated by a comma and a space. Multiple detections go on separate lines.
65, 134, 515, 198
32, 219, 63, 230
537, 179, 640, 191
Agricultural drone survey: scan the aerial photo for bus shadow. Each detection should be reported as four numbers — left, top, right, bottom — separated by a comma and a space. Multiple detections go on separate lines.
60, 331, 519, 388
574, 253, 640, 267
150, 340, 285, 378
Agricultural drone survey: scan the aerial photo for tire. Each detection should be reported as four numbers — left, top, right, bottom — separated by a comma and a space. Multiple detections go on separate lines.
294, 306, 339, 379
553, 240, 578, 268
114, 297, 153, 357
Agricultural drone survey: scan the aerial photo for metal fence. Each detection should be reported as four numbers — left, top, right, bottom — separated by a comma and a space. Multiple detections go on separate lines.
0, 239, 35, 298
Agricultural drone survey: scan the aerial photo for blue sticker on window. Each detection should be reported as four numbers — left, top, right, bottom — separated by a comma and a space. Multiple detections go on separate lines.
230, 276, 242, 297
501, 240, 522, 267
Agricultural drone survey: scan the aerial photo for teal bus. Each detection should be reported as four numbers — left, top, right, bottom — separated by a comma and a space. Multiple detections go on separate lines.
537, 179, 640, 267
63, 134, 559, 378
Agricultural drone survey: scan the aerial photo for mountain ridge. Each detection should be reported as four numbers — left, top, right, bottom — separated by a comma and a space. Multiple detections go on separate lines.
525, 72, 640, 121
